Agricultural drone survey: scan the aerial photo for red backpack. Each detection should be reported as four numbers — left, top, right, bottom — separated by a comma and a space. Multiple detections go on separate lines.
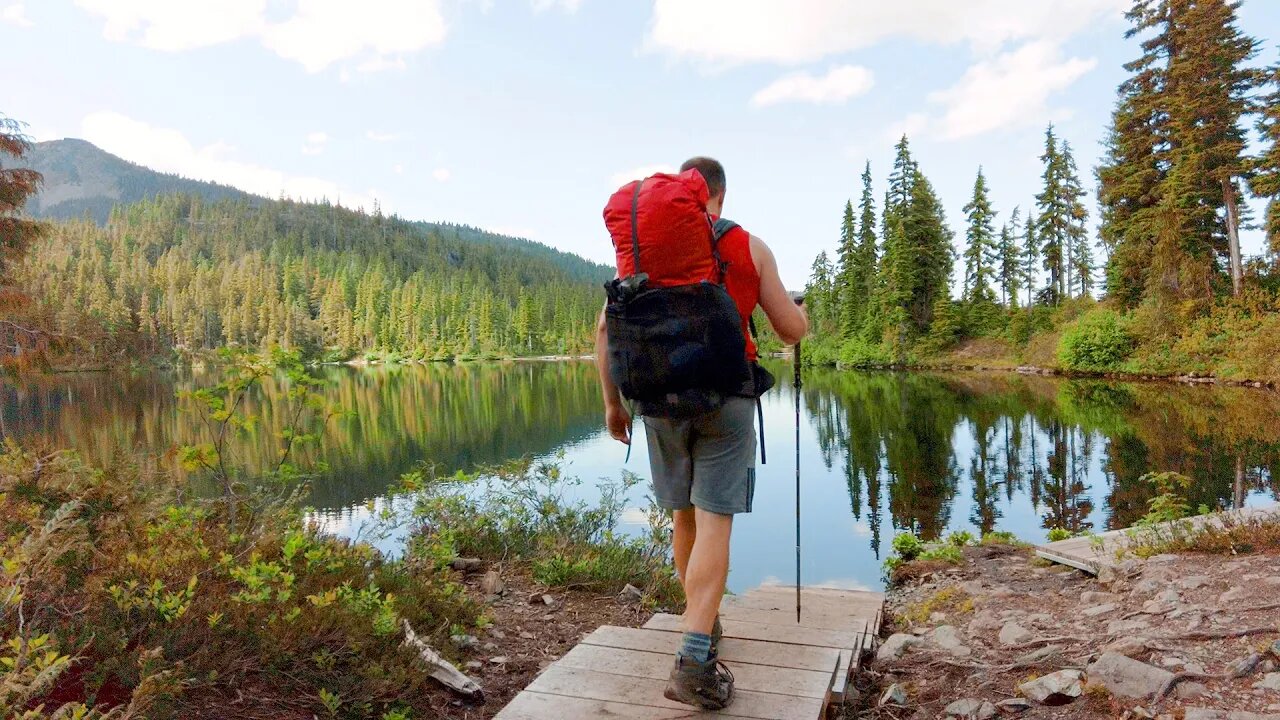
600, 170, 751, 418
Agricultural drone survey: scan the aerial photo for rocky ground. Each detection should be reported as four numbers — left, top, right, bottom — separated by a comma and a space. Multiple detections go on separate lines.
425, 563, 653, 718
860, 544, 1280, 719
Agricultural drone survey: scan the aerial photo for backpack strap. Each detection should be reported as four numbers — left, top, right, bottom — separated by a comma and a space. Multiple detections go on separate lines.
628, 180, 644, 276
709, 217, 739, 284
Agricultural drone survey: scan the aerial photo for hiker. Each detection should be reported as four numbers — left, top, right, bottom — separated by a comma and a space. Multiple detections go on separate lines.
595, 157, 809, 709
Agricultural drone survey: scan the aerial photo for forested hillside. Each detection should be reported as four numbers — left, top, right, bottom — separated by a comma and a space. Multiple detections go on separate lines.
25, 139, 252, 223
802, 0, 1280, 383
13, 193, 608, 363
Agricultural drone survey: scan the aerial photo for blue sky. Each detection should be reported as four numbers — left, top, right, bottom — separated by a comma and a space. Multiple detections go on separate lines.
4, 0, 1278, 288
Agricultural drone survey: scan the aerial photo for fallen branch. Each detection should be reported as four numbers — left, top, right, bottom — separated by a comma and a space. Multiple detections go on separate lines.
1155, 652, 1262, 703
1006, 635, 1090, 650
401, 619, 484, 702
1160, 626, 1279, 642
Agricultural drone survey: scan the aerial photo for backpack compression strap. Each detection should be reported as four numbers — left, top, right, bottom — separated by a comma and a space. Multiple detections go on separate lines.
628, 179, 644, 275
710, 217, 739, 285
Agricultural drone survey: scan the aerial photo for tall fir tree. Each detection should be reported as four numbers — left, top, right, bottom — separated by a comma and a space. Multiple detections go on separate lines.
1061, 141, 1092, 298
903, 168, 954, 334
1101, 0, 1258, 306
835, 199, 859, 335
847, 162, 878, 336
1251, 56, 1280, 263
961, 168, 999, 305
998, 207, 1023, 308
1022, 208, 1039, 308
1036, 126, 1069, 304
1098, 0, 1167, 307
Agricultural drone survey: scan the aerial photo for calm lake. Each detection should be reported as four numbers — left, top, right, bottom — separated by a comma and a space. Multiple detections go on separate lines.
3, 361, 1278, 592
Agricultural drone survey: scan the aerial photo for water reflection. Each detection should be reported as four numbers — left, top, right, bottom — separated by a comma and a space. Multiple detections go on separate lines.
3, 361, 1278, 591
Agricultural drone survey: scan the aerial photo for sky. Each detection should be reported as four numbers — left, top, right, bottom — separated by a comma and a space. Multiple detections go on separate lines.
4, 0, 1279, 289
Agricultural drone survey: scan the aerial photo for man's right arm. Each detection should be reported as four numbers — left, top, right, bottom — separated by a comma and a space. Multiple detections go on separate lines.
595, 307, 631, 444
751, 235, 809, 345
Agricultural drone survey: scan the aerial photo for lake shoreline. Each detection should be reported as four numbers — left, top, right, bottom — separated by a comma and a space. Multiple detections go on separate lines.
811, 358, 1280, 393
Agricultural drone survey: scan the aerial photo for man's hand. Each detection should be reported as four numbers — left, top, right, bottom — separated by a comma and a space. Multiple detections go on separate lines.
605, 403, 631, 445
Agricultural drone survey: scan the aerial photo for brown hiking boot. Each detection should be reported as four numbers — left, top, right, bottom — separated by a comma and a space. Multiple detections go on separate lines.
663, 654, 734, 710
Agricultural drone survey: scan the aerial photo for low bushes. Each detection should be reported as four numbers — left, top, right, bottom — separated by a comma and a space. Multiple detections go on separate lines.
1056, 307, 1135, 372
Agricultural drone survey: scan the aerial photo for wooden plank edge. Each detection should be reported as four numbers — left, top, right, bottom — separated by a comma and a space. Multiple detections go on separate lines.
1034, 547, 1102, 575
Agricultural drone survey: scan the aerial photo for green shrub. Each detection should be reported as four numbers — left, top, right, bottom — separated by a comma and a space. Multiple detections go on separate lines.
946, 530, 975, 547
839, 337, 893, 367
918, 544, 963, 564
891, 532, 923, 561
980, 530, 1025, 546
1057, 308, 1134, 372
1046, 527, 1072, 542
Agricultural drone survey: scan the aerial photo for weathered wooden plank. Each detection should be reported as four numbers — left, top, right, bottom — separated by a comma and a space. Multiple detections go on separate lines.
580, 626, 843, 674
731, 587, 884, 635
555, 643, 834, 699
524, 665, 825, 720
494, 692, 762, 720
1035, 504, 1280, 575
644, 613, 863, 650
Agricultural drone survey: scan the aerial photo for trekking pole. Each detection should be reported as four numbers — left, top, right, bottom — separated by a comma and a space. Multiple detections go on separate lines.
793, 335, 802, 624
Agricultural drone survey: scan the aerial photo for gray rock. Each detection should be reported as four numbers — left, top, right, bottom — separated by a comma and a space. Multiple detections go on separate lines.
1255, 673, 1280, 692
1179, 575, 1211, 590
1219, 586, 1250, 603
1133, 578, 1164, 594
1018, 668, 1084, 705
1176, 682, 1209, 700
960, 580, 985, 596
450, 557, 484, 573
464, 660, 483, 670
1082, 602, 1119, 617
1087, 652, 1175, 700
995, 698, 1033, 714
450, 633, 479, 649
1103, 636, 1150, 657
943, 698, 997, 719
489, 655, 509, 664
877, 633, 921, 662
1270, 639, 1280, 661
617, 584, 643, 604
932, 625, 972, 656
1015, 644, 1064, 665
1107, 619, 1150, 635
1184, 711, 1223, 720
879, 683, 907, 706
1157, 587, 1181, 604
1081, 591, 1119, 604
999, 621, 1032, 646
969, 611, 1003, 635
480, 570, 506, 597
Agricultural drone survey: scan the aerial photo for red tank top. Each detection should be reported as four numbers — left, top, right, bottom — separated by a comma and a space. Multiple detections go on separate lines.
715, 223, 761, 362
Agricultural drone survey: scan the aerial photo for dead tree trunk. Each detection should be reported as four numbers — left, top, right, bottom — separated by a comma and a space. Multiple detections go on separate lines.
1224, 178, 1243, 296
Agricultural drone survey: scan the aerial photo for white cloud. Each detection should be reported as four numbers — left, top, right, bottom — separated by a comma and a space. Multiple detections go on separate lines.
897, 40, 1097, 141
301, 131, 329, 156
608, 164, 675, 189
885, 112, 929, 143
74, 0, 446, 73
2, 3, 33, 27
432, 168, 452, 182
751, 65, 873, 107
646, 0, 1126, 66
366, 130, 401, 142
531, 0, 583, 13
393, 164, 404, 175
81, 111, 380, 209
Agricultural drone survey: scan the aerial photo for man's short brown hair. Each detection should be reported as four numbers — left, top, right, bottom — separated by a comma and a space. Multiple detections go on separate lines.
680, 157, 726, 199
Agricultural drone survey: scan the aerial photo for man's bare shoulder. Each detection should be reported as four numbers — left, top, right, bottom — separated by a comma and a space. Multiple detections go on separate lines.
748, 234, 775, 272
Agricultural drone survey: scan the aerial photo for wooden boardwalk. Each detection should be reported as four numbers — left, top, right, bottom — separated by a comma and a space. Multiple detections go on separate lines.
1035, 504, 1280, 575
494, 585, 884, 719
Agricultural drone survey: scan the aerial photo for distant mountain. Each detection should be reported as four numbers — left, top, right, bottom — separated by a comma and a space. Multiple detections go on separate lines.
21, 138, 610, 284
24, 139, 252, 223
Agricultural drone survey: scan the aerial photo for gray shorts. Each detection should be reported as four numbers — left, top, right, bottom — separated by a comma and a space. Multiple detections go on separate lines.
642, 397, 757, 515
